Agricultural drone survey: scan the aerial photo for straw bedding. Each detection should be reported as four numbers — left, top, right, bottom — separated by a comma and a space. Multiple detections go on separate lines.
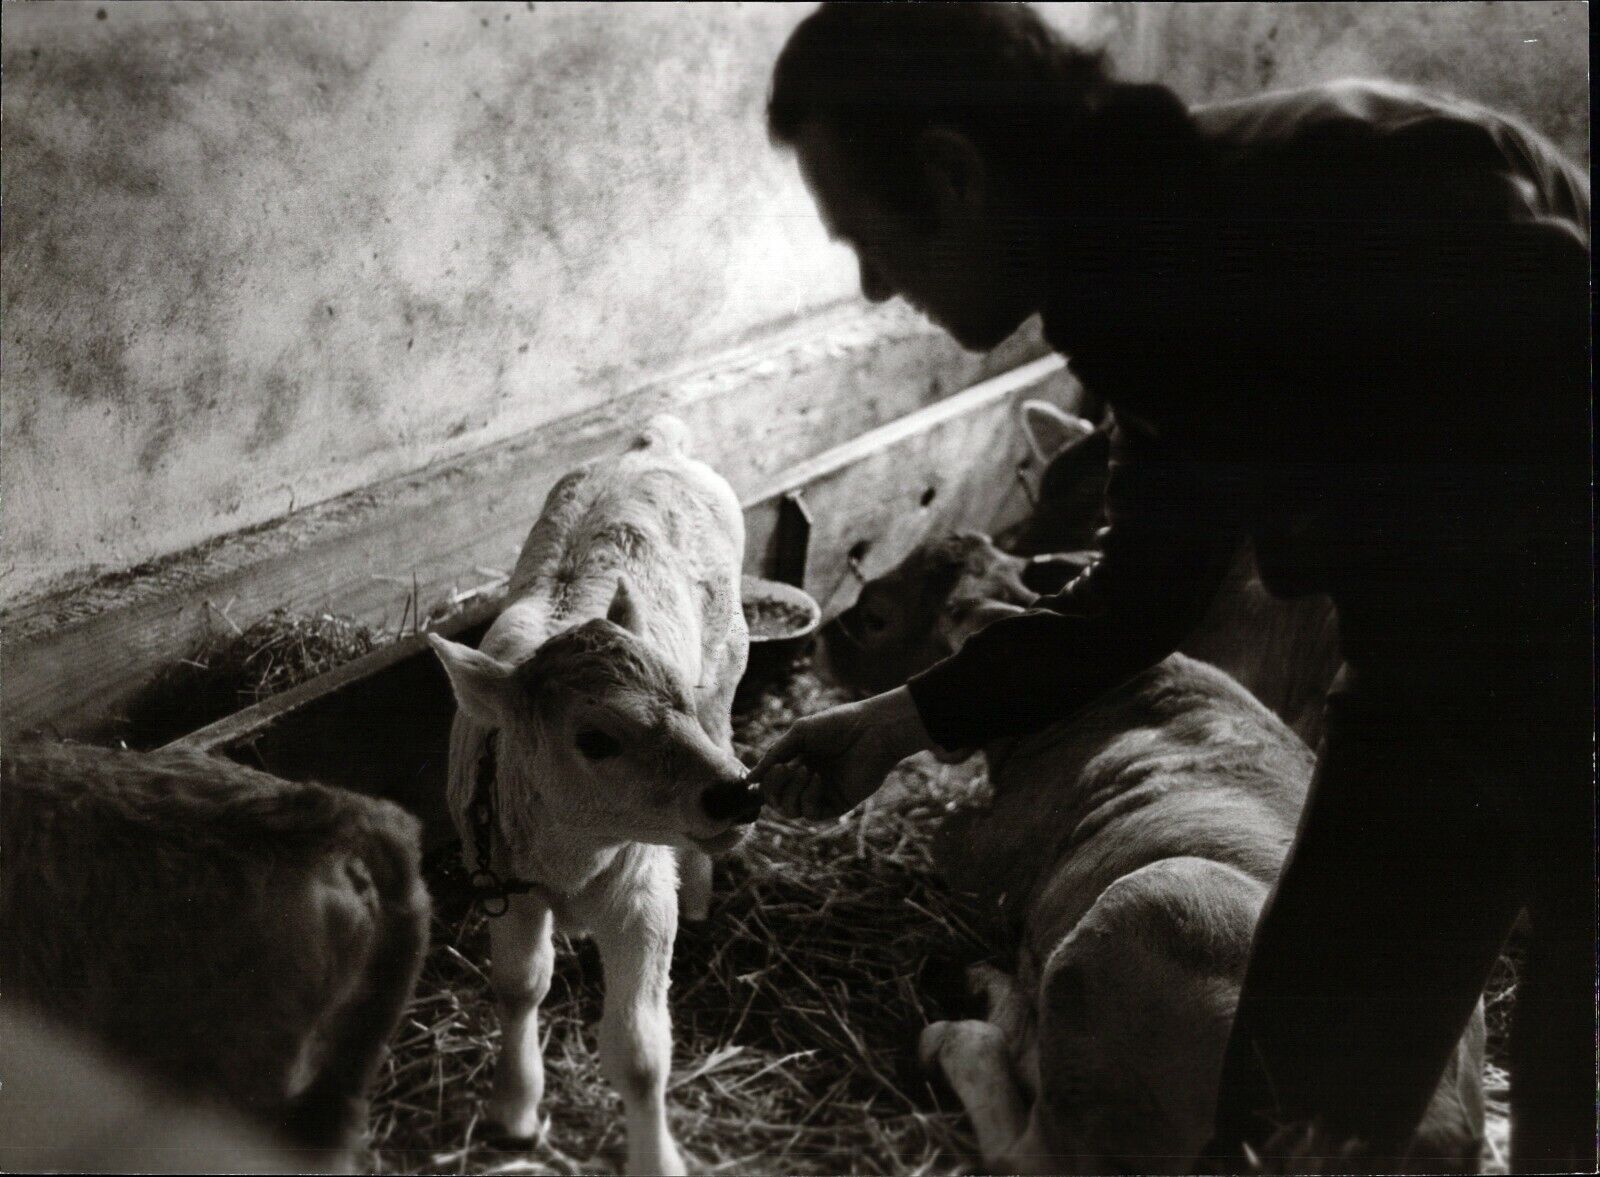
356, 655, 1513, 1175
115, 613, 1514, 1174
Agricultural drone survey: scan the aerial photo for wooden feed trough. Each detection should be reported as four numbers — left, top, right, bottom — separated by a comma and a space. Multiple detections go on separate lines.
158, 354, 1080, 848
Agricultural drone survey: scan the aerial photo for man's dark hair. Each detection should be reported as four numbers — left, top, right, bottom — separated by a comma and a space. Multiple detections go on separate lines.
768, 3, 1114, 220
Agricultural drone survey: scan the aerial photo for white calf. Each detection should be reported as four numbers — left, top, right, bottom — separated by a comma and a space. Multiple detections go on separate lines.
428, 416, 759, 1175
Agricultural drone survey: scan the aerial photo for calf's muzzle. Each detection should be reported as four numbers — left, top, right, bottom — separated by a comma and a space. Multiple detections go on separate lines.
700, 778, 764, 825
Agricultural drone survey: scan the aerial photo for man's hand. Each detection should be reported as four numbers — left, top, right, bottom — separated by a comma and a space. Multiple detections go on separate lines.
749, 686, 936, 820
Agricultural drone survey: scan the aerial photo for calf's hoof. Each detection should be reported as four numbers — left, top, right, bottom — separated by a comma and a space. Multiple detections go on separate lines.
918, 1020, 954, 1073
628, 1141, 686, 1176
483, 1102, 549, 1146
966, 962, 1012, 1003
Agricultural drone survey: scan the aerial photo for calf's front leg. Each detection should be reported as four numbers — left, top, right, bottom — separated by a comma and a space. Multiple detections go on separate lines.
595, 892, 684, 1176
921, 1019, 1034, 1168
678, 848, 713, 923
486, 893, 555, 1140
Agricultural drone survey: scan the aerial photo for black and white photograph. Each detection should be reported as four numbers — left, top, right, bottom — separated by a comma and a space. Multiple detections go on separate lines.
0, 3, 1592, 1174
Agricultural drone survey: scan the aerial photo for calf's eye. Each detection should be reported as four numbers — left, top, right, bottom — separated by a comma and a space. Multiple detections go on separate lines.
575, 729, 621, 760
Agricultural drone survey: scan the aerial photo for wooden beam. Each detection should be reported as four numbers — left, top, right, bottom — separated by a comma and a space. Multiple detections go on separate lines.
168, 354, 1077, 757
2, 306, 1048, 738
745, 354, 1072, 617
161, 355, 1079, 846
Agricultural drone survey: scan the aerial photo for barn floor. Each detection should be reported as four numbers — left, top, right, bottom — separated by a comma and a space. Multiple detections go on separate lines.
354, 654, 1515, 1177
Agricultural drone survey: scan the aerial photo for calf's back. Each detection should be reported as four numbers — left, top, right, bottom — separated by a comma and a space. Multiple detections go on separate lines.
1, 741, 430, 1155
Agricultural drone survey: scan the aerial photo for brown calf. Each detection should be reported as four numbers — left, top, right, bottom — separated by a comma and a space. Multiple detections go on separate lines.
1, 741, 430, 1166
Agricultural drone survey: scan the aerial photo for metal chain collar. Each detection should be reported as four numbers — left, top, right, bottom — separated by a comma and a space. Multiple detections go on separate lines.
462, 731, 540, 917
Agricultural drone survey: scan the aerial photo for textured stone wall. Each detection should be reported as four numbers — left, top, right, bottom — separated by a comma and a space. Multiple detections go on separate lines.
2, 2, 854, 604
1, 2, 1586, 607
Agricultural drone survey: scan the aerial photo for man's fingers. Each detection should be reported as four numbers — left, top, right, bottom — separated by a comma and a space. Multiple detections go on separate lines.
769, 765, 799, 815
749, 724, 805, 781
749, 715, 856, 820
758, 760, 839, 821
759, 760, 808, 816
755, 760, 787, 804
782, 772, 813, 819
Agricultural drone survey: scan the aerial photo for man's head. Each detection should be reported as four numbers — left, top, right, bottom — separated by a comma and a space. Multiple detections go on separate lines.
768, 3, 1112, 351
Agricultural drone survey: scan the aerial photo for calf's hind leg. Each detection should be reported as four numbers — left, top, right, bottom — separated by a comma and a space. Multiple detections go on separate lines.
283, 847, 431, 1157
968, 961, 1038, 1096
1032, 858, 1269, 1173
486, 894, 555, 1140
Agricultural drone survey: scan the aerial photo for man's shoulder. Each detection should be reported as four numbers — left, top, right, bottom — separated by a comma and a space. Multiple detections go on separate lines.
1192, 78, 1506, 151
1190, 79, 1585, 225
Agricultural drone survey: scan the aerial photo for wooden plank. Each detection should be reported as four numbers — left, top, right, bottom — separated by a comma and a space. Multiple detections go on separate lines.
745, 355, 1075, 617
168, 355, 1080, 773
2, 306, 1047, 738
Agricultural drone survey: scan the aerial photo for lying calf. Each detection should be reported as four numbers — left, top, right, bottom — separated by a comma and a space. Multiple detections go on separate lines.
0, 740, 431, 1166
821, 533, 1486, 1173
429, 415, 760, 1176
1012, 400, 1342, 749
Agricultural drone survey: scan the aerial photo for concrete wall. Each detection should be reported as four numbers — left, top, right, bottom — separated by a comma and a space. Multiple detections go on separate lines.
0, 1, 868, 606
1, 2, 1588, 610
1109, 2, 1589, 164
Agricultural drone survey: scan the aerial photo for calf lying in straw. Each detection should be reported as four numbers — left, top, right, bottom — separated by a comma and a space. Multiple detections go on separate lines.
1012, 399, 1342, 748
822, 533, 1486, 1174
0, 740, 431, 1167
429, 415, 761, 1176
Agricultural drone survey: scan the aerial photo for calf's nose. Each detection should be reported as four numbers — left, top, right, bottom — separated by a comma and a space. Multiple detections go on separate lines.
701, 778, 764, 825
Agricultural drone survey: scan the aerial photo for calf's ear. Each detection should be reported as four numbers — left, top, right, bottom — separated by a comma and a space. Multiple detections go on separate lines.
606, 576, 643, 636
427, 635, 517, 729
1021, 399, 1097, 464
938, 598, 1027, 655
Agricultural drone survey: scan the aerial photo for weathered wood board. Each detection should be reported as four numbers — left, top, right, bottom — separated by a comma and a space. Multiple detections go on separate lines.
161, 353, 1077, 842
745, 355, 1070, 618
1, 307, 1049, 738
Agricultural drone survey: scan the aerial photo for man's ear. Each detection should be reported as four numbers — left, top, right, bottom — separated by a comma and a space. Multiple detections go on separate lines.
427, 635, 518, 729
606, 576, 643, 636
916, 127, 989, 215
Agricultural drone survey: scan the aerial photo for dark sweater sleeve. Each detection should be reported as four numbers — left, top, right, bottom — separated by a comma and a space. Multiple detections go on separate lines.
907, 425, 1241, 750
